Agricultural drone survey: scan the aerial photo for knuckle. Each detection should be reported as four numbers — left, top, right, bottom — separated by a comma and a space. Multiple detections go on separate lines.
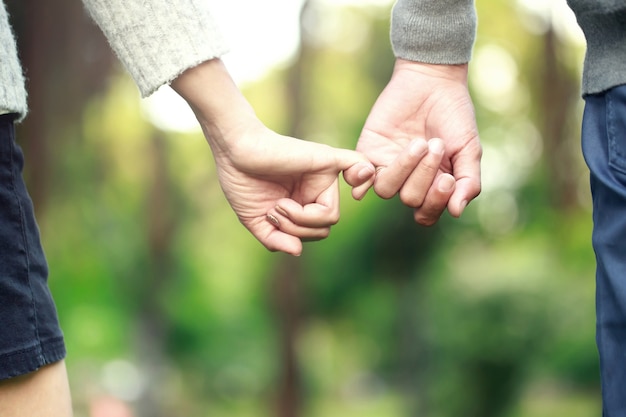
399, 188, 424, 208
265, 243, 279, 253
462, 179, 482, 201
414, 211, 439, 227
374, 184, 397, 200
378, 191, 396, 200
472, 181, 482, 198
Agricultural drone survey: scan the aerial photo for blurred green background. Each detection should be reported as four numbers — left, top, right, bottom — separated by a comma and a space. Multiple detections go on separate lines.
8, 0, 597, 416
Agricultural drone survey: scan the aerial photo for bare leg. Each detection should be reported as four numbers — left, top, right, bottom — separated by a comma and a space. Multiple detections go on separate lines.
0, 360, 73, 417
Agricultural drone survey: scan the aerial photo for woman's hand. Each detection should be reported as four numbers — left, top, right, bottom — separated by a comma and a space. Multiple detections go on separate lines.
172, 59, 375, 255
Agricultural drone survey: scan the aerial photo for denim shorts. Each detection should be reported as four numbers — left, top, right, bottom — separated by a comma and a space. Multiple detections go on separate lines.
0, 113, 65, 380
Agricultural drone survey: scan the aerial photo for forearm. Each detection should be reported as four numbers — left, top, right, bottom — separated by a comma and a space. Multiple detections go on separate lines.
391, 0, 476, 64
82, 0, 229, 97
170, 58, 258, 154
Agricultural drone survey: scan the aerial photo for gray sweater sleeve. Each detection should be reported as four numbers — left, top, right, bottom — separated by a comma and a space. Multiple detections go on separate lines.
391, 0, 476, 64
82, 0, 229, 97
0, 1, 27, 118
566, 0, 626, 95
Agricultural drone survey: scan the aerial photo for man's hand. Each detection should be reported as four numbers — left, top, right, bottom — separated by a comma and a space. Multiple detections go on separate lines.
346, 59, 482, 225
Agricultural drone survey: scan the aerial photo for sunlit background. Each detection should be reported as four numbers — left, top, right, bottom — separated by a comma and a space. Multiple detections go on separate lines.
8, 0, 596, 416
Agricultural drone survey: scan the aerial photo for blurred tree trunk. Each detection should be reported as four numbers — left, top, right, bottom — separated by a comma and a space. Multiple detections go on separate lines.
538, 26, 580, 211
271, 255, 304, 417
6, 0, 115, 214
135, 133, 179, 417
270, 2, 312, 416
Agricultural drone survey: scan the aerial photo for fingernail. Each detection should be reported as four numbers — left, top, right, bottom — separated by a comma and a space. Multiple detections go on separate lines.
409, 139, 427, 157
438, 175, 455, 192
275, 205, 288, 217
267, 213, 280, 227
428, 138, 444, 155
357, 164, 375, 180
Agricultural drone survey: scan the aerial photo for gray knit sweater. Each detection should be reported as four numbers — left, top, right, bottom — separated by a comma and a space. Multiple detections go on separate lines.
566, 0, 626, 95
1, 0, 625, 120
391, 0, 626, 96
0, 0, 228, 119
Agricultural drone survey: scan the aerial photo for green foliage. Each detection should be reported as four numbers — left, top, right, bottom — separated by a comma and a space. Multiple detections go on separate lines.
30, 1, 598, 416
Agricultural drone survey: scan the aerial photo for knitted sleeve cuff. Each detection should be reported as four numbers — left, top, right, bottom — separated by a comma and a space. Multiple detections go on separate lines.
83, 0, 229, 97
391, 0, 477, 65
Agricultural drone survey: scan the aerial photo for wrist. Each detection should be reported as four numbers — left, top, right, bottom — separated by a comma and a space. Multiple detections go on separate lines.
171, 58, 259, 152
394, 58, 469, 84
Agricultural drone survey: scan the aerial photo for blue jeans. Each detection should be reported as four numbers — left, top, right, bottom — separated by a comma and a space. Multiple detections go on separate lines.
582, 84, 626, 416
0, 114, 65, 380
